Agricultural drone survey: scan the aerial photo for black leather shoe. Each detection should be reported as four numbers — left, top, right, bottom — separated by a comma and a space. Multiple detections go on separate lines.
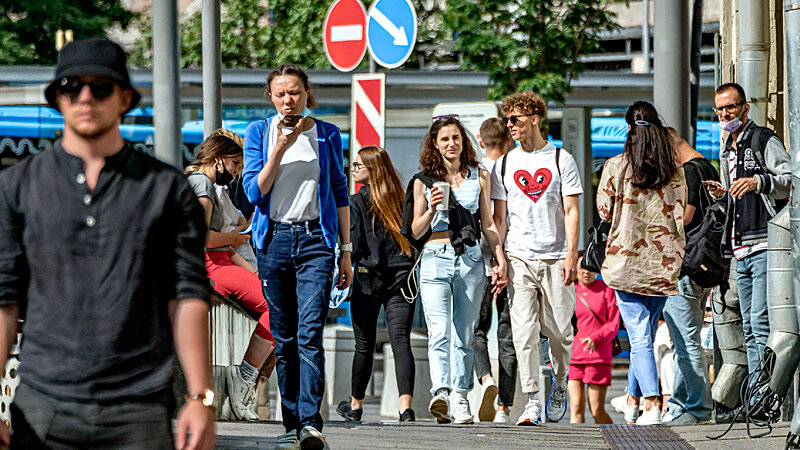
399, 408, 416, 422
336, 400, 363, 422
714, 405, 745, 424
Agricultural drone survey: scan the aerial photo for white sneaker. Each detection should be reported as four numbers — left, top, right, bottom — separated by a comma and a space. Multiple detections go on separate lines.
428, 391, 451, 424
623, 401, 640, 423
493, 409, 509, 424
516, 399, 542, 426
226, 365, 258, 421
610, 395, 627, 414
545, 377, 567, 422
478, 378, 499, 422
636, 406, 663, 426
452, 397, 474, 424
661, 410, 675, 423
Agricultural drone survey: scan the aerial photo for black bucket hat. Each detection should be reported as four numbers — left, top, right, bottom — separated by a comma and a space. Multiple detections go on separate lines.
44, 37, 141, 113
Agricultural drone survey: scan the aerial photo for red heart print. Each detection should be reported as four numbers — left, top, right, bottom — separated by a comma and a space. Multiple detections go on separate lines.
514, 169, 552, 203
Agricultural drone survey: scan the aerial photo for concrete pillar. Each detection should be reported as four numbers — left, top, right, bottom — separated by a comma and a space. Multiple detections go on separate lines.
202, 0, 222, 138
152, 0, 183, 167
561, 108, 593, 249
653, 0, 690, 138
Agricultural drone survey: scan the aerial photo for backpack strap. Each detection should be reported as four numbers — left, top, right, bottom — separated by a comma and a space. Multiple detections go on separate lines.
500, 153, 508, 194
747, 127, 774, 176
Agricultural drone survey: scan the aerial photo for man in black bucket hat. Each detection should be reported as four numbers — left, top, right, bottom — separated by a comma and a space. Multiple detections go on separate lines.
0, 38, 216, 449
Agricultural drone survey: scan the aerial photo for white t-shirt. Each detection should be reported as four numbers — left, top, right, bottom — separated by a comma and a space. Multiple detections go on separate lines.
491, 143, 583, 259
268, 122, 321, 222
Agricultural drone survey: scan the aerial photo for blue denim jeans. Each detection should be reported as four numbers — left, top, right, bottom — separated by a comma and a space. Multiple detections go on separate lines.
736, 250, 768, 372
664, 275, 712, 420
615, 290, 666, 398
257, 220, 334, 432
419, 242, 485, 395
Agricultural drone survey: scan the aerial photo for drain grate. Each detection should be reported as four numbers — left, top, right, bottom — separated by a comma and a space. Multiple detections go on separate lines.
601, 425, 694, 449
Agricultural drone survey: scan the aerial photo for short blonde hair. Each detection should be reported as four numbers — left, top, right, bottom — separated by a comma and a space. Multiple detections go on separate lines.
501, 91, 547, 118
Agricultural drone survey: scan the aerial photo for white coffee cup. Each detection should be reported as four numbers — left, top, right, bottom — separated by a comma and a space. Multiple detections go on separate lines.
433, 181, 450, 211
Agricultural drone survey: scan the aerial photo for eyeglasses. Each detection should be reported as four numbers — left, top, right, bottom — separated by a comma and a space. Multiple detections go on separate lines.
502, 114, 533, 125
712, 102, 745, 115
352, 162, 365, 170
432, 114, 459, 121
58, 78, 116, 100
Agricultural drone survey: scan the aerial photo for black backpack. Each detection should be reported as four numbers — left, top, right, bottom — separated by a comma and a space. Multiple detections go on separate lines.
680, 184, 730, 289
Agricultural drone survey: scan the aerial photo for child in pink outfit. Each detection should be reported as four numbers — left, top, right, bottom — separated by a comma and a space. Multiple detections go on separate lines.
568, 263, 620, 424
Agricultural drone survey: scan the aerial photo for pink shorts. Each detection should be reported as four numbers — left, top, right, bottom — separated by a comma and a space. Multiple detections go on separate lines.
569, 363, 612, 386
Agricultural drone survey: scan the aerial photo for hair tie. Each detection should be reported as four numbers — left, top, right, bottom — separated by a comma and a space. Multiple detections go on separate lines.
634, 120, 650, 126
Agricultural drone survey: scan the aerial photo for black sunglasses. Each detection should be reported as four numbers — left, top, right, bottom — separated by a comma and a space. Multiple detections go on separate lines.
58, 78, 116, 100
432, 114, 459, 122
502, 114, 533, 125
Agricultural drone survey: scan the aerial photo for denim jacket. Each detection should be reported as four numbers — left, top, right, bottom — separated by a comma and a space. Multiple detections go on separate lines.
242, 116, 349, 250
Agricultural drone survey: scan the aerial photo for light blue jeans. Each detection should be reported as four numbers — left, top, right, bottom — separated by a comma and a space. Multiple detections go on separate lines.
664, 275, 712, 420
615, 290, 667, 398
419, 242, 485, 395
736, 250, 769, 372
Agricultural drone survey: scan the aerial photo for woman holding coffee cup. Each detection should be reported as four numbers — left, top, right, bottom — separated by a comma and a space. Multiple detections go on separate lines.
404, 116, 507, 424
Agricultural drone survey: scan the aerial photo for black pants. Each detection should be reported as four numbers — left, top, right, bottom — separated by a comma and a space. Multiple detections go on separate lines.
350, 269, 416, 399
10, 382, 174, 450
473, 279, 517, 406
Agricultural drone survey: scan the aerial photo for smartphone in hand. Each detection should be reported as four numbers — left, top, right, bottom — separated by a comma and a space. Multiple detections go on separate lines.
702, 180, 726, 191
278, 114, 303, 129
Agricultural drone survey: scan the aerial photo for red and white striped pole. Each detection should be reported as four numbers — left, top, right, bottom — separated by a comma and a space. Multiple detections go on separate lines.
350, 73, 385, 193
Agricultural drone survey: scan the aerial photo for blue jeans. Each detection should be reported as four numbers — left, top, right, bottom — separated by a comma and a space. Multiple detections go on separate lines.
257, 220, 334, 432
615, 290, 666, 398
664, 275, 712, 420
419, 242, 485, 395
736, 250, 768, 372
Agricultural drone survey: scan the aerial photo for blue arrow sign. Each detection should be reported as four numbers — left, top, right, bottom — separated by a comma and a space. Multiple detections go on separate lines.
366, 0, 417, 69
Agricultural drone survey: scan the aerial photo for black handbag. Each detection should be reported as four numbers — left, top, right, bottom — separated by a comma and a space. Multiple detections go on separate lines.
581, 221, 611, 273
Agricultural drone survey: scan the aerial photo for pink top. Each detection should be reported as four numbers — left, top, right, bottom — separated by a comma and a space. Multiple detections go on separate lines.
570, 279, 620, 365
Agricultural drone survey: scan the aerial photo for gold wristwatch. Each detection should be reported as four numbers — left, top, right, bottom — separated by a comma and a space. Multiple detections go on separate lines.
186, 388, 215, 407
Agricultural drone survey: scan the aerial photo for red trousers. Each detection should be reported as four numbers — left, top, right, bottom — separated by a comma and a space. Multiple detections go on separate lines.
205, 251, 274, 342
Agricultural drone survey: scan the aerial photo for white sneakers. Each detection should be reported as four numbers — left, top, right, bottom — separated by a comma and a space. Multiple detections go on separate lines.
493, 409, 509, 424
477, 378, 499, 422
452, 396, 474, 424
226, 365, 258, 421
428, 391, 451, 424
636, 406, 663, 426
516, 399, 543, 426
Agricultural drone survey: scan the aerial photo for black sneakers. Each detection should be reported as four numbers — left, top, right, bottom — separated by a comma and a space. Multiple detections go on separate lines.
399, 408, 416, 422
336, 401, 363, 422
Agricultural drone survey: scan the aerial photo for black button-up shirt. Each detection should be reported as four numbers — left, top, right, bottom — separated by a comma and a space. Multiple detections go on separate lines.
0, 142, 210, 402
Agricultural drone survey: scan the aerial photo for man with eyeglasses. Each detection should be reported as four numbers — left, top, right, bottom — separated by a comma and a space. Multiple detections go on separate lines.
0, 38, 215, 448
491, 91, 582, 425
706, 82, 790, 422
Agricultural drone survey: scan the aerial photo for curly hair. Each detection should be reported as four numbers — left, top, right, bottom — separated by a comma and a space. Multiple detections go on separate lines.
501, 91, 548, 118
419, 116, 478, 181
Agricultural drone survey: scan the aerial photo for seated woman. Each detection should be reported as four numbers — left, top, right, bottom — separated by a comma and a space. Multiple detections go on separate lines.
185, 132, 275, 421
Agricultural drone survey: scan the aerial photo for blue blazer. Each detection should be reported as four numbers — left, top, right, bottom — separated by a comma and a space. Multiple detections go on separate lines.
242, 116, 350, 250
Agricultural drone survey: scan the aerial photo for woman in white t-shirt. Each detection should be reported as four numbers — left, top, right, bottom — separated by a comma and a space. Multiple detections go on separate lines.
242, 64, 351, 449
408, 116, 507, 425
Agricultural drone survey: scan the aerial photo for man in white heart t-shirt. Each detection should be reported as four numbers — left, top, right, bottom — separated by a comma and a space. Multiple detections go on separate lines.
491, 91, 582, 426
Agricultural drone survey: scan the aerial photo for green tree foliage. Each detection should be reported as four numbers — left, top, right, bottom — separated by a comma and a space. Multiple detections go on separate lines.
0, 0, 135, 65
442, 0, 620, 101
130, 0, 454, 70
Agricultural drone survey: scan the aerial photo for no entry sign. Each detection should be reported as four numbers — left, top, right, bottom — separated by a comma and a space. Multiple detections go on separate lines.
323, 0, 368, 72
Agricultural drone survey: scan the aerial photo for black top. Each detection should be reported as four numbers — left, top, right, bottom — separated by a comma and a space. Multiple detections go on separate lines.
683, 156, 720, 236
0, 142, 210, 402
350, 185, 414, 270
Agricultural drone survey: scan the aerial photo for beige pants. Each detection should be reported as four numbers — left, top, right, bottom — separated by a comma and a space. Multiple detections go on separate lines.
507, 253, 575, 394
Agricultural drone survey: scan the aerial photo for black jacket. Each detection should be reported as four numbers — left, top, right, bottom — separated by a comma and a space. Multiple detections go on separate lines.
400, 171, 481, 255
350, 185, 414, 270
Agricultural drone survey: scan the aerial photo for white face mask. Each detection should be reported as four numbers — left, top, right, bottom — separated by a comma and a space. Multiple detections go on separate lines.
718, 108, 745, 133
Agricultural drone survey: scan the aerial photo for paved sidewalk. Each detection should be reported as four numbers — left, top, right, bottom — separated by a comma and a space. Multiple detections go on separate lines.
215, 420, 793, 449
